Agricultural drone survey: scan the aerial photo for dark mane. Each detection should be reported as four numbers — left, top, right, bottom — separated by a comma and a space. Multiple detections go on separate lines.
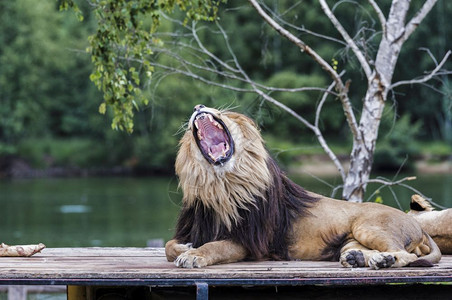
173, 155, 319, 260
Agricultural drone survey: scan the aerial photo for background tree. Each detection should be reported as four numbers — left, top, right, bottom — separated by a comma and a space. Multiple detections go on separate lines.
61, 0, 450, 202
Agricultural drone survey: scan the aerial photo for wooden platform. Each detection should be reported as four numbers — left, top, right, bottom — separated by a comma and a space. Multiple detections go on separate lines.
0, 248, 451, 299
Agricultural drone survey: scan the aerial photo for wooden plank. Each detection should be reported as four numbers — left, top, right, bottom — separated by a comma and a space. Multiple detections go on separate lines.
0, 248, 450, 285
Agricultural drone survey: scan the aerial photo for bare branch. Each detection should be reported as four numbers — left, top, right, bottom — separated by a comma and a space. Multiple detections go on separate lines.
259, 1, 346, 46
191, 22, 240, 74
248, 0, 360, 142
319, 0, 372, 79
248, 0, 339, 83
151, 36, 338, 96
367, 176, 417, 186
152, 47, 249, 84
315, 81, 336, 129
148, 60, 254, 92
391, 50, 451, 89
366, 175, 447, 210
367, 0, 386, 34
419, 47, 439, 66
251, 85, 346, 180
403, 0, 439, 42
315, 79, 347, 180
214, 21, 340, 96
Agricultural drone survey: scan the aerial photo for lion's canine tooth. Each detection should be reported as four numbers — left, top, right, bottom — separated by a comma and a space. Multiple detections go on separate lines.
207, 114, 214, 122
194, 120, 199, 129
208, 152, 216, 161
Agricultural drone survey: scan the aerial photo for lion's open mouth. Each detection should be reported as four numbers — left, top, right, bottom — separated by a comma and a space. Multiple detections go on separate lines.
193, 112, 234, 165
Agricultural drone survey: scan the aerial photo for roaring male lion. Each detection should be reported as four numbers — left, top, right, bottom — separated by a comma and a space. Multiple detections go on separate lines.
165, 105, 441, 269
408, 194, 452, 254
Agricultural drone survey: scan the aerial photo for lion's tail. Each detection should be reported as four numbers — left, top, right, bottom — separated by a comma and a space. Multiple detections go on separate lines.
408, 233, 441, 267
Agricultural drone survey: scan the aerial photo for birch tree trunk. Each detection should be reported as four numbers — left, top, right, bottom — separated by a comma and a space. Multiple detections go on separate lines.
343, 0, 436, 202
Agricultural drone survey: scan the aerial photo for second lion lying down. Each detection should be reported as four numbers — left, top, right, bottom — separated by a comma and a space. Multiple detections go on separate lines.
165, 105, 441, 269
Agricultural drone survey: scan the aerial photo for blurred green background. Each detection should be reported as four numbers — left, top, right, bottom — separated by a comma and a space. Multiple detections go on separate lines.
0, 0, 451, 177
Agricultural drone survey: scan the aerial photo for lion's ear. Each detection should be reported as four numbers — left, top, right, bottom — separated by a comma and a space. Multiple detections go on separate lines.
240, 117, 261, 140
226, 113, 260, 138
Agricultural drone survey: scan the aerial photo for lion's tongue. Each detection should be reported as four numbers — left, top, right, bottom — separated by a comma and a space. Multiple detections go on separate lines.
199, 125, 227, 160
197, 116, 229, 161
210, 143, 226, 159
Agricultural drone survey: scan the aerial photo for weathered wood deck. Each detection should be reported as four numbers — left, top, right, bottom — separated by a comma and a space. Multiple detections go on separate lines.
0, 248, 451, 299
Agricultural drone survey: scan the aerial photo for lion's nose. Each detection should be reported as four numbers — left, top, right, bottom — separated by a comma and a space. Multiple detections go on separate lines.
194, 104, 205, 112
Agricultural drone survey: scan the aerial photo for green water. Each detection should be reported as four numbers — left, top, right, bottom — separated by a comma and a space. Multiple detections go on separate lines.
0, 174, 451, 247
0, 177, 182, 247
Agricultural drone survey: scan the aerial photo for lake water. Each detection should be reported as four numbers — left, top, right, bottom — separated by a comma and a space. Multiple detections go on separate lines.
0, 174, 451, 248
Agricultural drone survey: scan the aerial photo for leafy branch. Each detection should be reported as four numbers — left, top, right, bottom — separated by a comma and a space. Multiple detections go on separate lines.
59, 0, 225, 133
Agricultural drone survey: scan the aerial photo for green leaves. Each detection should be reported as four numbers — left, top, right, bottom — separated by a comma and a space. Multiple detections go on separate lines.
60, 0, 224, 133
59, 0, 84, 21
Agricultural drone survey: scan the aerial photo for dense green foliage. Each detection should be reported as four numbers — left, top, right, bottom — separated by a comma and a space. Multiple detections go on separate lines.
0, 0, 450, 174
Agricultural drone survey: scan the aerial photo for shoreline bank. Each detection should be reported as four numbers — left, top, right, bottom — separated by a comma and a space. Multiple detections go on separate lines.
1, 154, 451, 179
289, 154, 452, 177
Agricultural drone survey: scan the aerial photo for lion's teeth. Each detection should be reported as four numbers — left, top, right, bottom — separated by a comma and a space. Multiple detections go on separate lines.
208, 152, 216, 161
197, 131, 202, 140
207, 114, 214, 122
194, 120, 199, 129
196, 113, 206, 120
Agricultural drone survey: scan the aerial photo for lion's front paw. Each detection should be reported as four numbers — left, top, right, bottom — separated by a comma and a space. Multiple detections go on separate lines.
175, 250, 208, 268
165, 241, 194, 262
369, 252, 395, 270
340, 250, 366, 268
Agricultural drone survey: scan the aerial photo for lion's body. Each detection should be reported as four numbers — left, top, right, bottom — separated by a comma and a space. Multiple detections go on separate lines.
166, 106, 441, 269
408, 195, 452, 254
289, 196, 432, 265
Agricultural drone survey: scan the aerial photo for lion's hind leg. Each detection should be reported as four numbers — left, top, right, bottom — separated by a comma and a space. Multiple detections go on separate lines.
341, 223, 427, 269
339, 240, 420, 269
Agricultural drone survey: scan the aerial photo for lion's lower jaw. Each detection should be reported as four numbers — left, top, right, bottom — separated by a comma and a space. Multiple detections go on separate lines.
212, 156, 236, 174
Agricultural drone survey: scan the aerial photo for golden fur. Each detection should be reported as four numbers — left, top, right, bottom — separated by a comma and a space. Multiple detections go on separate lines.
166, 106, 441, 269
408, 194, 452, 254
